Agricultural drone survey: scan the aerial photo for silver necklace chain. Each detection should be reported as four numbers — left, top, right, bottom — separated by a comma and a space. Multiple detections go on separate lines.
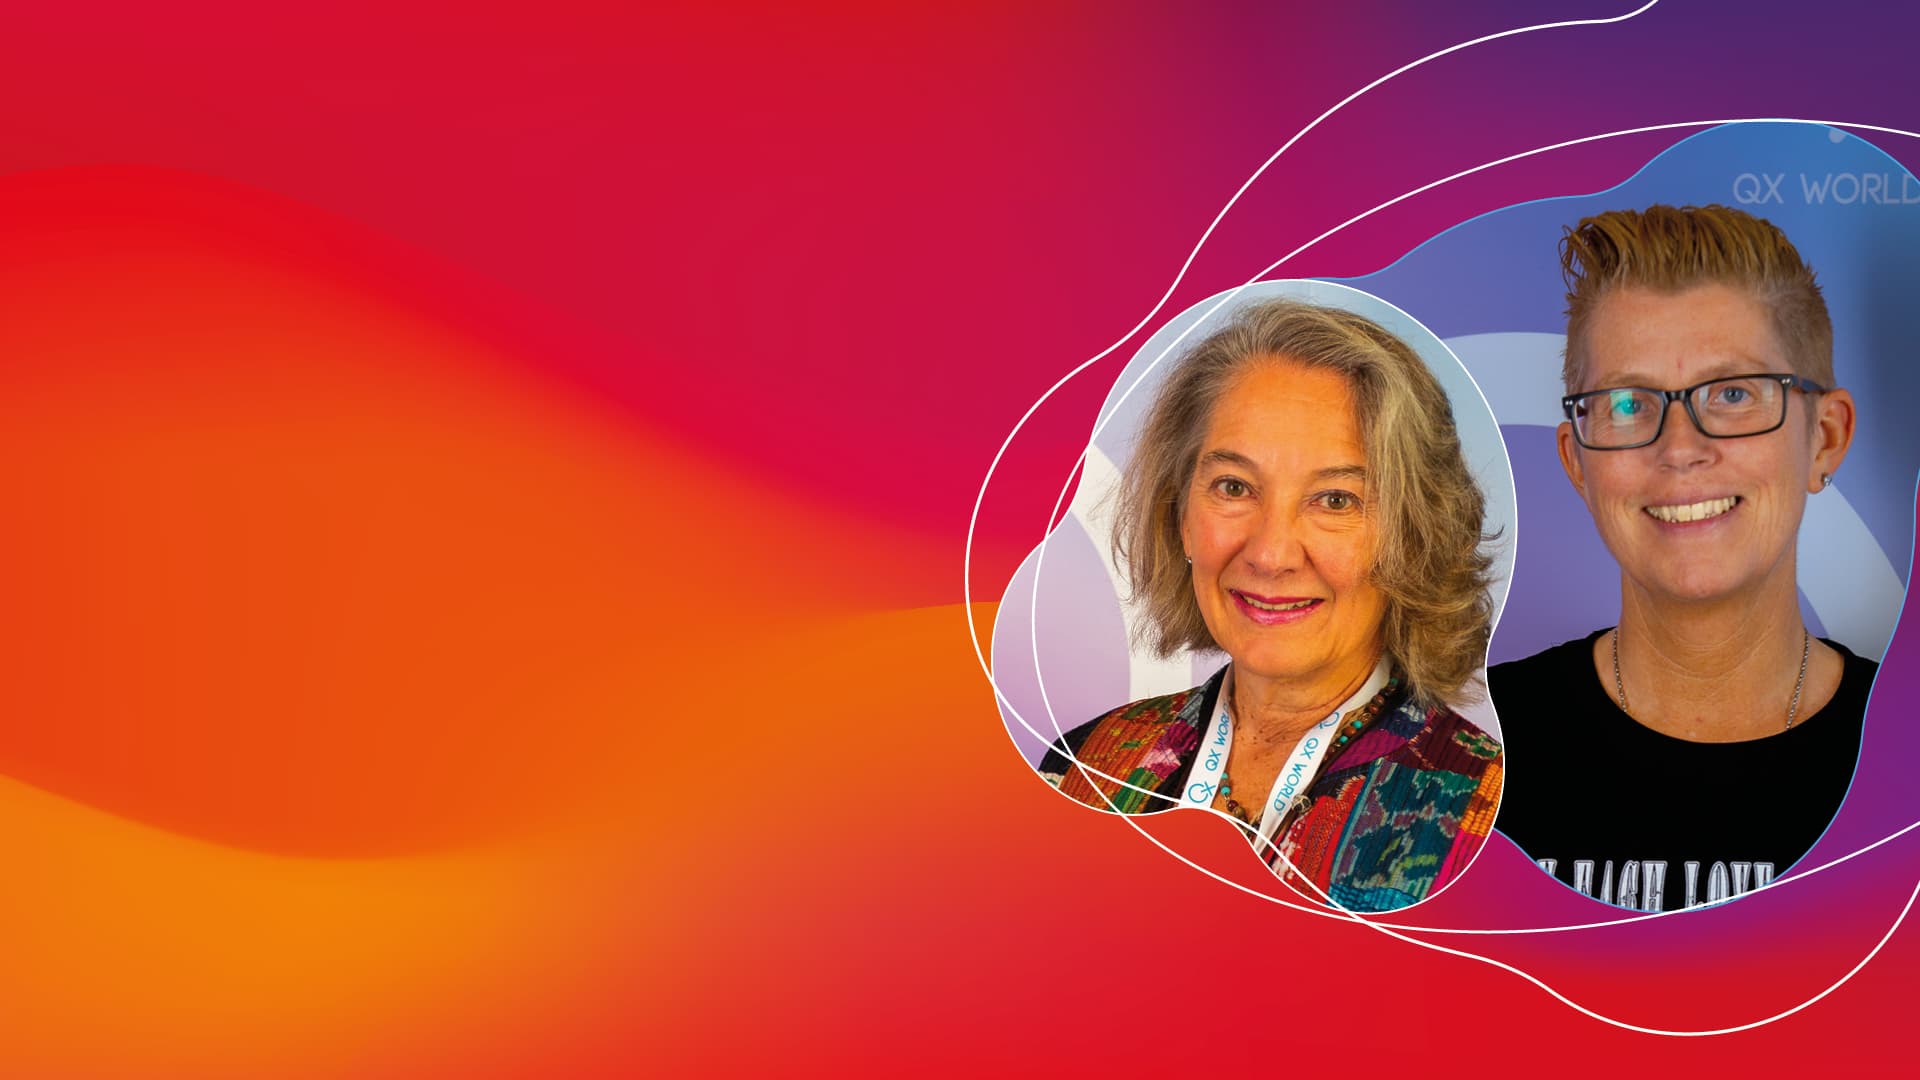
1785, 628, 1811, 728
1610, 627, 1812, 730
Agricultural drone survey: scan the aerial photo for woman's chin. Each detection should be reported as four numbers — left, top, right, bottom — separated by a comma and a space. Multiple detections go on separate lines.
1228, 646, 1346, 687
1636, 568, 1760, 607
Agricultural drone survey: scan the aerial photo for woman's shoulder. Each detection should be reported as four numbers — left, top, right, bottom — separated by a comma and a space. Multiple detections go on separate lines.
1387, 696, 1503, 771
1323, 685, 1500, 784
1825, 638, 1880, 679
1487, 629, 1609, 687
1300, 692, 1502, 908
1088, 683, 1210, 734
1816, 637, 1880, 729
1036, 673, 1220, 800
1041, 679, 1214, 763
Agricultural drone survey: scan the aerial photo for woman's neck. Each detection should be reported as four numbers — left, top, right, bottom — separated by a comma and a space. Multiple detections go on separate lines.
1611, 576, 1823, 741
1231, 651, 1381, 752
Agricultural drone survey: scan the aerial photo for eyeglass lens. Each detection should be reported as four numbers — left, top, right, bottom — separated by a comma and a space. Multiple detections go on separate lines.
1576, 376, 1785, 448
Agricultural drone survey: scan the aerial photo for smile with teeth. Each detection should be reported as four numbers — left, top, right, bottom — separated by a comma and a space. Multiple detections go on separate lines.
1645, 496, 1739, 524
1236, 593, 1318, 612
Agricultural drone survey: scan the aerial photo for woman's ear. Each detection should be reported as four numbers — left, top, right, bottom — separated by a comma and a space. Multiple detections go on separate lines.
1556, 421, 1588, 500
1808, 388, 1857, 493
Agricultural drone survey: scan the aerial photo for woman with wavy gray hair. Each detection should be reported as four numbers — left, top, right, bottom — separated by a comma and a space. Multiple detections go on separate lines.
1039, 298, 1503, 912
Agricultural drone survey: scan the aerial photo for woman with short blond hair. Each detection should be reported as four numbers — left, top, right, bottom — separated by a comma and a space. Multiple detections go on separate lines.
1492, 204, 1875, 913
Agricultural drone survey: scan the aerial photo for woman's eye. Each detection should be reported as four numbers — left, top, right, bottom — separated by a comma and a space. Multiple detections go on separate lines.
1608, 392, 1645, 418
1215, 478, 1250, 498
1320, 491, 1360, 512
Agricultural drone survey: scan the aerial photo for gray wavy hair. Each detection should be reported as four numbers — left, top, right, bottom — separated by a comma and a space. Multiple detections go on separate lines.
1111, 298, 1495, 706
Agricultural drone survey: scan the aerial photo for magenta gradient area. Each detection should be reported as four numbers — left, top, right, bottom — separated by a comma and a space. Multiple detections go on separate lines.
11, 2, 1920, 1075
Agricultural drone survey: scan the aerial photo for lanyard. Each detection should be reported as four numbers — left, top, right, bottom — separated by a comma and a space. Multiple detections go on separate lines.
1183, 657, 1393, 844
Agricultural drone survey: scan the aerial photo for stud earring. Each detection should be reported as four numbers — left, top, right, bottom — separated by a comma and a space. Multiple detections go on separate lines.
1822, 473, 1833, 489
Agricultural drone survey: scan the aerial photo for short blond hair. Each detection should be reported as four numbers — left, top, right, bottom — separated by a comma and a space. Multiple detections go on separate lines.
1561, 204, 1833, 392
1113, 299, 1494, 707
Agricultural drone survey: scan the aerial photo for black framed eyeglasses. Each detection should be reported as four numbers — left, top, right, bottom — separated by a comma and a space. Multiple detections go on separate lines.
1562, 373, 1828, 450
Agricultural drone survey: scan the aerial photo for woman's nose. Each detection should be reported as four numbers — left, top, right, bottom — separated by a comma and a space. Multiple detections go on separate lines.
1653, 399, 1718, 470
1242, 508, 1308, 574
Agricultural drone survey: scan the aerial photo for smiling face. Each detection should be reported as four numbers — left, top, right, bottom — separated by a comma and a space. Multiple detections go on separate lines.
1179, 360, 1387, 696
1558, 282, 1848, 607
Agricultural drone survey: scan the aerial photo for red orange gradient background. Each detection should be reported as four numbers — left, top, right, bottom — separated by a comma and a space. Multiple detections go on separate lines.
4, 2, 1920, 1076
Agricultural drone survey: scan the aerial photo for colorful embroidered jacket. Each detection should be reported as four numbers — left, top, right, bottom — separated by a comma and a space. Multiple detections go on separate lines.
1038, 666, 1503, 912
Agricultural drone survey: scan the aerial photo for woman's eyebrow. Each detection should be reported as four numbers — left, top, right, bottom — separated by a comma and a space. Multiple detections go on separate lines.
1588, 360, 1768, 389
1195, 451, 1366, 484
1688, 360, 1775, 382
1196, 449, 1259, 471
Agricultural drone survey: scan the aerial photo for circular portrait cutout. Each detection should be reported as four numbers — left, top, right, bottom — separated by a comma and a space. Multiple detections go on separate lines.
995, 280, 1514, 913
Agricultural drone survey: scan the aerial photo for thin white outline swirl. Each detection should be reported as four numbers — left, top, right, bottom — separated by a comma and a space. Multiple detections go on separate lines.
993, 118, 1920, 923
963, 0, 1660, 633
982, 0, 1662, 806
956, 0, 1920, 1035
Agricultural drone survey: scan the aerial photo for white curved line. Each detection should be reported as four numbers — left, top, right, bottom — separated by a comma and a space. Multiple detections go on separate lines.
965, 0, 1661, 684
987, 117, 1920, 1033
959, 1, 1920, 1033
982, 114, 1920, 906
998, 118, 1920, 811
981, 112, 1920, 760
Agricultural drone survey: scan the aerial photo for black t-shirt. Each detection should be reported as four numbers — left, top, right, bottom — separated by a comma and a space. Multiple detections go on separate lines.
1489, 630, 1876, 912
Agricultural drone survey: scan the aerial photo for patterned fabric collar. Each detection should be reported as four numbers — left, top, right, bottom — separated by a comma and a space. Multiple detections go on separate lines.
1131, 666, 1223, 787
1155, 663, 1407, 778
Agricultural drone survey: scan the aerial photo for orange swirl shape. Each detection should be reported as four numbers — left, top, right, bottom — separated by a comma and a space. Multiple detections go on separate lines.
0, 166, 900, 1074
0, 164, 872, 854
